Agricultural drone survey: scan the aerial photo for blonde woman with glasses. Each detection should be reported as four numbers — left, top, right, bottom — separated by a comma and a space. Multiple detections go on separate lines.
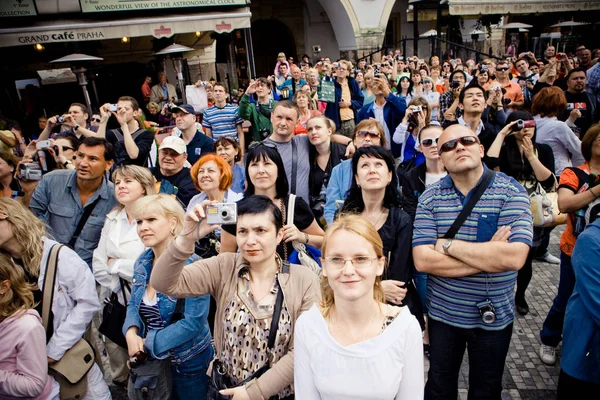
294, 214, 423, 399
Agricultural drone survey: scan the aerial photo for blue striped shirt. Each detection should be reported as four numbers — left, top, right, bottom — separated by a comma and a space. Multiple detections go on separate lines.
202, 104, 243, 141
412, 168, 533, 330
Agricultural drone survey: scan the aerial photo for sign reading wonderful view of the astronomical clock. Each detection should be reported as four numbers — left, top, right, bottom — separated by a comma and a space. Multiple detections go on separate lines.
79, 0, 247, 13
1, 0, 37, 17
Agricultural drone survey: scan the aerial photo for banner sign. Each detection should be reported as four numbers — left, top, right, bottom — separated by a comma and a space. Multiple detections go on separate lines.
1, 0, 36, 17
80, 0, 247, 13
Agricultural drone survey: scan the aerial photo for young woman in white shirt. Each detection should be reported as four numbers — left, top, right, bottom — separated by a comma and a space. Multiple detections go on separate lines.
294, 214, 424, 400
92, 165, 156, 386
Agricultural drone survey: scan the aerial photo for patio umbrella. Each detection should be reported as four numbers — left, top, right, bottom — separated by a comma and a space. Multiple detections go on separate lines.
50, 53, 104, 113
551, 21, 590, 28
419, 29, 437, 37
155, 43, 195, 103
500, 22, 533, 29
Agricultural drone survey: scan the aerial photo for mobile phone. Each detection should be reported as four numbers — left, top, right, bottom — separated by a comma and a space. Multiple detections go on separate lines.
109, 104, 118, 112
36, 140, 52, 149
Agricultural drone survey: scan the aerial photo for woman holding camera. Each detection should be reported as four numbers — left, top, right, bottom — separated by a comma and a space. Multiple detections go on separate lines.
0, 253, 58, 400
0, 198, 110, 399
486, 111, 556, 315
294, 215, 424, 399
220, 142, 325, 260
123, 194, 213, 399
150, 195, 320, 400
340, 146, 424, 329
392, 97, 430, 167
92, 165, 156, 386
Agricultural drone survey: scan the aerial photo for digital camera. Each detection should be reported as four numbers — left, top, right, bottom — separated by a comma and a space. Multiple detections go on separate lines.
18, 163, 43, 181
206, 203, 237, 225
450, 80, 461, 89
109, 104, 118, 112
476, 299, 497, 324
411, 105, 422, 113
57, 116, 66, 124
512, 119, 536, 132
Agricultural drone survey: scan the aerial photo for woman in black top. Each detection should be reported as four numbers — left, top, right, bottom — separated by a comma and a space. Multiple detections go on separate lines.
220, 142, 325, 260
486, 110, 556, 315
340, 146, 424, 329
306, 116, 347, 227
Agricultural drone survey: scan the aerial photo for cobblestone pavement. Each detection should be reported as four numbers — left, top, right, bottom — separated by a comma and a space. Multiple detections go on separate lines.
107, 227, 566, 400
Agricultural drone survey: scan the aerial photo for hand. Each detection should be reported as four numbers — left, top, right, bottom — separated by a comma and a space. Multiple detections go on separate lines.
125, 330, 145, 357
338, 100, 350, 108
99, 104, 112, 124
416, 111, 426, 130
559, 53, 568, 62
46, 116, 60, 129
61, 114, 75, 128
114, 108, 128, 128
345, 141, 356, 158
521, 136, 536, 160
194, 80, 204, 87
107, 258, 116, 267
22, 140, 38, 159
490, 226, 511, 242
403, 107, 414, 123
219, 386, 250, 400
245, 79, 258, 95
179, 201, 219, 243
381, 280, 407, 305
526, 81, 534, 90
498, 120, 518, 137
48, 357, 57, 365
282, 224, 304, 243
568, 109, 582, 122
443, 110, 456, 122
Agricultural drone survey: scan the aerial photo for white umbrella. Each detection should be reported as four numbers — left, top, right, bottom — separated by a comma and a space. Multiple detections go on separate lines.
519, 28, 529, 32
50, 53, 103, 63
419, 29, 438, 38
551, 21, 590, 28
500, 22, 533, 29
155, 43, 194, 55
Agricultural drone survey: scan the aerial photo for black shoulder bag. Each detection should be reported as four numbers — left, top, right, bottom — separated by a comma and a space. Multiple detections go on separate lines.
68, 197, 101, 249
207, 261, 289, 400
98, 278, 131, 348
444, 169, 495, 239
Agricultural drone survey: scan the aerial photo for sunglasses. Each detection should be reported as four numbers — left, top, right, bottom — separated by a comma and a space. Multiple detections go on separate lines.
496, 67, 509, 71
356, 130, 381, 139
248, 140, 277, 150
91, 118, 101, 123
438, 136, 480, 154
421, 138, 438, 148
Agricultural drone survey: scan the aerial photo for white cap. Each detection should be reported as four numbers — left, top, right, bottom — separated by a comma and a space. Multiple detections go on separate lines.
160, 136, 187, 154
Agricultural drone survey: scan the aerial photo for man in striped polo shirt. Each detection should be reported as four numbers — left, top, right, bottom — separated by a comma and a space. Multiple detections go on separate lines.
413, 124, 533, 399
202, 82, 244, 156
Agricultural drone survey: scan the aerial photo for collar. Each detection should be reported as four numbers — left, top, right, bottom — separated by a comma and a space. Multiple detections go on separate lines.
237, 254, 284, 279
440, 165, 489, 190
457, 116, 484, 136
65, 170, 110, 200
373, 101, 386, 111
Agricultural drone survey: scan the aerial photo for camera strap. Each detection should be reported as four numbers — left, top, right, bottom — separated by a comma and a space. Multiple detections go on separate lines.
291, 139, 298, 194
443, 169, 495, 239
68, 196, 101, 249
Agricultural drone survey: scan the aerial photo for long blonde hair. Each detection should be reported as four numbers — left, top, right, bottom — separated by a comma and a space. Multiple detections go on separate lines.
111, 165, 157, 211
319, 214, 386, 318
0, 199, 46, 278
0, 252, 37, 320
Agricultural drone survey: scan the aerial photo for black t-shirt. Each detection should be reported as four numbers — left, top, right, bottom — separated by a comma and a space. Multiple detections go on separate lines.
222, 195, 314, 260
107, 128, 154, 167
559, 91, 598, 135
150, 166, 198, 208
185, 130, 215, 166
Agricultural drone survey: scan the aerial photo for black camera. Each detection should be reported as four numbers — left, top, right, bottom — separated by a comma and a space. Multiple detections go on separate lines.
502, 97, 512, 106
450, 80, 461, 89
129, 351, 148, 369
57, 116, 66, 124
476, 299, 497, 324
374, 66, 381, 75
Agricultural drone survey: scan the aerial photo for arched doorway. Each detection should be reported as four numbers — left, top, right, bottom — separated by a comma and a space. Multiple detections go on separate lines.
251, 19, 296, 77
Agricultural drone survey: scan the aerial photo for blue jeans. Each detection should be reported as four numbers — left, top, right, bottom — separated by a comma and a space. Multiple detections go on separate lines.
540, 251, 575, 348
413, 270, 428, 313
171, 346, 214, 400
425, 318, 513, 400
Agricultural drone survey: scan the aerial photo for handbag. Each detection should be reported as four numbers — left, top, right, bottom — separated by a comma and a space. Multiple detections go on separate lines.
41, 244, 95, 400
287, 194, 322, 276
529, 181, 566, 227
207, 261, 288, 400
128, 358, 173, 400
98, 278, 130, 349
318, 79, 336, 103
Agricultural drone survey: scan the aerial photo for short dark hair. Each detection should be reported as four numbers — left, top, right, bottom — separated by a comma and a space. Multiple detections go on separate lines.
459, 83, 488, 104
117, 96, 140, 111
213, 82, 227, 91
256, 77, 271, 89
450, 70, 467, 82
237, 195, 283, 232
244, 143, 289, 199
79, 137, 115, 161
70, 102, 88, 115
273, 100, 300, 119
566, 67, 587, 81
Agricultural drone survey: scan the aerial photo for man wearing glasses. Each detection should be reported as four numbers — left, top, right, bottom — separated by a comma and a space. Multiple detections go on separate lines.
413, 124, 533, 399
494, 59, 524, 109
324, 60, 364, 138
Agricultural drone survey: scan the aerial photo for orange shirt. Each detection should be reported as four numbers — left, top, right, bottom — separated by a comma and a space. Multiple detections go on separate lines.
499, 80, 524, 103
293, 110, 321, 135
559, 162, 590, 256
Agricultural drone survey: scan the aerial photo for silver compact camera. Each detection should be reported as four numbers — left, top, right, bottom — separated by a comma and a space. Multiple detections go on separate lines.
411, 105, 422, 113
476, 299, 497, 324
206, 203, 237, 225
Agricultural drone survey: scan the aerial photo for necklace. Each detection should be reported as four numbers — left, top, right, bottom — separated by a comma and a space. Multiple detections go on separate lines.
365, 208, 386, 228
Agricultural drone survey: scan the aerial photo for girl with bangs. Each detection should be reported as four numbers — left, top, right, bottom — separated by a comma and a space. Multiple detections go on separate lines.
294, 214, 424, 399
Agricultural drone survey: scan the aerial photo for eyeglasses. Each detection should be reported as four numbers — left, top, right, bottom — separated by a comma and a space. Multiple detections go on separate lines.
438, 136, 480, 154
323, 256, 378, 269
356, 130, 381, 139
496, 67, 509, 72
91, 118, 101, 123
248, 140, 277, 150
421, 138, 438, 148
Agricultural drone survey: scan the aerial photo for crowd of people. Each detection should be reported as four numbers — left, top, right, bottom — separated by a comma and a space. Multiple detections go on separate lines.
0, 43, 600, 400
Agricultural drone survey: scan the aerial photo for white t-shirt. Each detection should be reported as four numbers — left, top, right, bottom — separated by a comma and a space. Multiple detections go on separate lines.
294, 304, 424, 400
425, 171, 447, 186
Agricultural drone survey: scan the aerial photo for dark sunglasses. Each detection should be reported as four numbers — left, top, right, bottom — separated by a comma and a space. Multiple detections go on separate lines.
356, 130, 381, 139
438, 136, 480, 154
248, 140, 277, 150
421, 138, 438, 148
91, 117, 101, 123
496, 67, 509, 71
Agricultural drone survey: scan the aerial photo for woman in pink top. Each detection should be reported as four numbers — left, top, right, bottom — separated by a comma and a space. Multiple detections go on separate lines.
0, 253, 57, 399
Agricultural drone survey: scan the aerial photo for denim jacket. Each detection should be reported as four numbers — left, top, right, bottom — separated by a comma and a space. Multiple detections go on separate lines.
123, 248, 212, 364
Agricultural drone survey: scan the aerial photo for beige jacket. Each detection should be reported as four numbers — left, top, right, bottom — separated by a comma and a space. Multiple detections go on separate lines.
151, 240, 320, 400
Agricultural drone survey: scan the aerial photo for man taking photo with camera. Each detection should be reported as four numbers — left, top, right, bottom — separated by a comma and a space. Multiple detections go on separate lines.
439, 70, 467, 123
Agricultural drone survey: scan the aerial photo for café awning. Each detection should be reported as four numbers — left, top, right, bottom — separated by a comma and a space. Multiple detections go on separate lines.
447, 0, 600, 15
0, 7, 251, 48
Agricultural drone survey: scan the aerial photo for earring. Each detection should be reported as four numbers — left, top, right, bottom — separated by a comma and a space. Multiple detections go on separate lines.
170, 227, 175, 236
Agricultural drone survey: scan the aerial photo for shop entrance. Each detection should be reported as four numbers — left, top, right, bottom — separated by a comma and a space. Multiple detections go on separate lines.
251, 19, 297, 77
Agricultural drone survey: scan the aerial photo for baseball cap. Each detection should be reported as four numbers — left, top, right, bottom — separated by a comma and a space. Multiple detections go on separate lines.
160, 136, 187, 154
170, 104, 195, 114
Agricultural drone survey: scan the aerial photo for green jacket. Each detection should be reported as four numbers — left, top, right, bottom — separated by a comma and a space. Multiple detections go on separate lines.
239, 94, 277, 142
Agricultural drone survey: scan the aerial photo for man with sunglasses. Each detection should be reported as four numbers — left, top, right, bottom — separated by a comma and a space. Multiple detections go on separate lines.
494, 60, 524, 109
39, 103, 99, 142
413, 124, 533, 399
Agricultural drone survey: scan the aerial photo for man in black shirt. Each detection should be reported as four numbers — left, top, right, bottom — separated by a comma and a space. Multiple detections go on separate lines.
559, 68, 598, 136
170, 104, 213, 165
150, 136, 198, 208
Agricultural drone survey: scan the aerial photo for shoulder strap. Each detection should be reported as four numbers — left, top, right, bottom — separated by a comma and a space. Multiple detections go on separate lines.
41, 244, 63, 341
267, 261, 289, 351
287, 194, 296, 226
291, 139, 298, 194
68, 196, 101, 249
109, 128, 123, 142
444, 169, 495, 239
566, 167, 590, 191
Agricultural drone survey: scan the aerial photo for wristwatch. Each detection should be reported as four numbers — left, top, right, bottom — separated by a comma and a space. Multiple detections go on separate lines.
442, 239, 453, 255
74, 124, 80, 131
